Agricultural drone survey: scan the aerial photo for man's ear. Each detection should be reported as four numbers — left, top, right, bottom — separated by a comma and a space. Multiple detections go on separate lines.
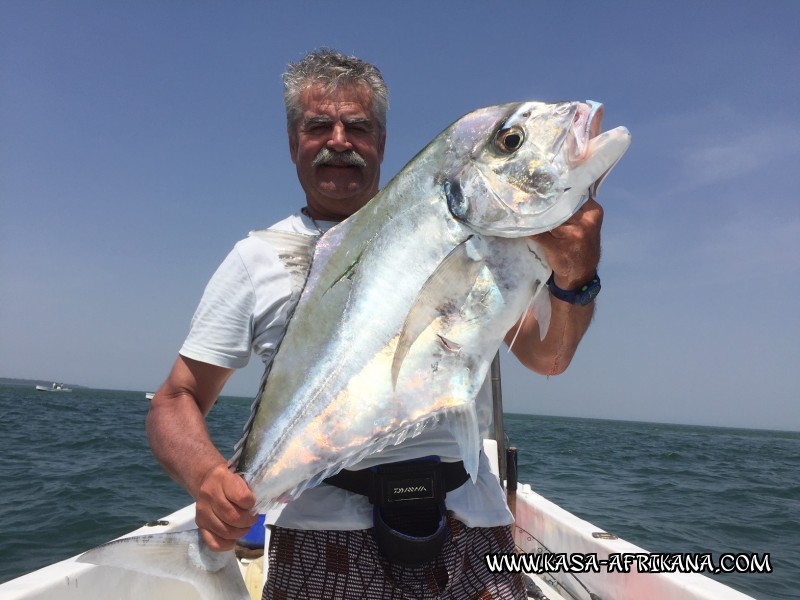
377, 131, 386, 163
288, 130, 298, 164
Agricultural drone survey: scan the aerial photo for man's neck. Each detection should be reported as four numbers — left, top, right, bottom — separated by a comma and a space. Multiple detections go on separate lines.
301, 206, 343, 222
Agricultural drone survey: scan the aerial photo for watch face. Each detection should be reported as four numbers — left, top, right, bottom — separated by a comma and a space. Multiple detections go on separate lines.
578, 281, 601, 305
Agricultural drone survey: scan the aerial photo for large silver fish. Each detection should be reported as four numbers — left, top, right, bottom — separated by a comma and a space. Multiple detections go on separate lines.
80, 100, 630, 599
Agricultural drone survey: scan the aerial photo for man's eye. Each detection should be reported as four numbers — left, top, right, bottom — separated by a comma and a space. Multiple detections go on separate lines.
303, 120, 333, 134
346, 122, 372, 133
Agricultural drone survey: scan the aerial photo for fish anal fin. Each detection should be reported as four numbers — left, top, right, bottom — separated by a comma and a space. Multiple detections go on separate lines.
391, 238, 482, 388
445, 402, 482, 482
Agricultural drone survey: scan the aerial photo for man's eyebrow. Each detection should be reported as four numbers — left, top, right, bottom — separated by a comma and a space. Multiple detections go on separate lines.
301, 115, 334, 128
343, 117, 372, 126
301, 115, 374, 131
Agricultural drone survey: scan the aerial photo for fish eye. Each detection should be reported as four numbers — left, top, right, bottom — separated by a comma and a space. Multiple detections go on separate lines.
495, 127, 525, 153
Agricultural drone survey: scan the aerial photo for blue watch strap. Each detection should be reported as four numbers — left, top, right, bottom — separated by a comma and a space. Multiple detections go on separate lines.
546, 272, 601, 306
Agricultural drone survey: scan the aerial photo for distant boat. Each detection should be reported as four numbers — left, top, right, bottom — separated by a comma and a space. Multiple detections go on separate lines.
35, 383, 72, 392
145, 392, 155, 400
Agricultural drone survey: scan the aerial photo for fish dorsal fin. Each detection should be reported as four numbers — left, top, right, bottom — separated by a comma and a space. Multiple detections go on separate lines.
391, 237, 483, 388
248, 228, 317, 295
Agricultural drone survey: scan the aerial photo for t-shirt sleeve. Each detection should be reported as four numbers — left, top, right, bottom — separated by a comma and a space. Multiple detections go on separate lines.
180, 236, 297, 371
180, 245, 257, 369
180, 225, 306, 376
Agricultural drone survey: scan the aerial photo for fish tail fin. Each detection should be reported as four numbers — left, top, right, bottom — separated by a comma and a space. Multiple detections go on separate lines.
78, 529, 249, 600
445, 402, 482, 482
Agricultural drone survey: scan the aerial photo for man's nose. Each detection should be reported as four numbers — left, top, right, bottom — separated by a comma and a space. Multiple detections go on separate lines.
327, 123, 352, 152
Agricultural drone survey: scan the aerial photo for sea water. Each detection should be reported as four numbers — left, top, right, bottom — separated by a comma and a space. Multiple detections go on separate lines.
0, 385, 797, 598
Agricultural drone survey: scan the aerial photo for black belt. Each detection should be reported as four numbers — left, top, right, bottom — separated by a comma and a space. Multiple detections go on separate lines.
324, 456, 470, 566
324, 457, 469, 506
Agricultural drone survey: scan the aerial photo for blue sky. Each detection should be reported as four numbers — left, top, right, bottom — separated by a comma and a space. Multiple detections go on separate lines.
2, 1, 798, 431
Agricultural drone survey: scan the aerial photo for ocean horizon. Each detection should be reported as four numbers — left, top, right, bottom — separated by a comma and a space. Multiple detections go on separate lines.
5, 377, 796, 435
1, 383, 797, 598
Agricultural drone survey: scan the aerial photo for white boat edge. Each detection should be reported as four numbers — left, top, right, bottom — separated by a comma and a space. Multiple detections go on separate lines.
0, 440, 755, 600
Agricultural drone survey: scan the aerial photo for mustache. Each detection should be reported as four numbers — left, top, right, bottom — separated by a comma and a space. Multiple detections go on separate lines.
312, 147, 367, 168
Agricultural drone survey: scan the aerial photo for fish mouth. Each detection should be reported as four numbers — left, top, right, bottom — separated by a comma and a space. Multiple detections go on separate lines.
563, 101, 628, 198
568, 101, 605, 162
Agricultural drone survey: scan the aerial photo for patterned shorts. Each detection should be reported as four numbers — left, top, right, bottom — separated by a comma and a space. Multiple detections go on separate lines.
261, 514, 525, 599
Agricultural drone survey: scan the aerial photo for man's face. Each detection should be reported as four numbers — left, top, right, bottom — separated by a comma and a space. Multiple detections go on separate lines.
289, 84, 386, 221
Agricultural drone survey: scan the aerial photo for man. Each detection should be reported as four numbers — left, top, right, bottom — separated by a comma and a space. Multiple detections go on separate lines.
147, 48, 602, 599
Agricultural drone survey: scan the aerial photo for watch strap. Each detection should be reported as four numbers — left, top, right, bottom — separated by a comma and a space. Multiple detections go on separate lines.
546, 272, 601, 306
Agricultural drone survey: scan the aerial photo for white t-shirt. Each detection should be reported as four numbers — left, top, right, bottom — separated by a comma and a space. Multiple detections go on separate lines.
180, 211, 513, 530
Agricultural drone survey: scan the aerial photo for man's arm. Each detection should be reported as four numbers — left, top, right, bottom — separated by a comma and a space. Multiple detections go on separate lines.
506, 198, 603, 375
146, 354, 258, 551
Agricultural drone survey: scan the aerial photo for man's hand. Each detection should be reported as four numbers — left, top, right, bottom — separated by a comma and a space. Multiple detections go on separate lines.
506, 197, 604, 375
147, 356, 257, 551
532, 197, 603, 289
195, 463, 259, 552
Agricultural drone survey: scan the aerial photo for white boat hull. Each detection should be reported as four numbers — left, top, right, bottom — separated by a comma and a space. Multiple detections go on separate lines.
512, 483, 754, 600
0, 443, 755, 599
35, 385, 72, 392
0, 505, 200, 600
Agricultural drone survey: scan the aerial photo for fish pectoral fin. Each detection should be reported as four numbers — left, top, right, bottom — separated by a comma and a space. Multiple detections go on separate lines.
78, 529, 249, 600
391, 238, 483, 388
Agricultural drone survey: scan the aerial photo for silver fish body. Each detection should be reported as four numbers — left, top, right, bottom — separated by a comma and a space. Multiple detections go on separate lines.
80, 100, 630, 599
237, 100, 631, 512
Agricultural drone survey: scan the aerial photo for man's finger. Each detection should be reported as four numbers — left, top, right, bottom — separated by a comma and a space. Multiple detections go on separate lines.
226, 472, 257, 513
200, 528, 237, 552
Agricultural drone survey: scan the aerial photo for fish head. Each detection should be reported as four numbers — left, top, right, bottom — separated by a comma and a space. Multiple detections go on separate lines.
441, 100, 631, 237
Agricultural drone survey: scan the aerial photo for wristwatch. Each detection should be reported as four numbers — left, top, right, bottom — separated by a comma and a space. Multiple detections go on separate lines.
546, 272, 601, 306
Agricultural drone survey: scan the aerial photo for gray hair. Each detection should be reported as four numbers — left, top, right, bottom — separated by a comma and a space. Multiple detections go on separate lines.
283, 48, 389, 134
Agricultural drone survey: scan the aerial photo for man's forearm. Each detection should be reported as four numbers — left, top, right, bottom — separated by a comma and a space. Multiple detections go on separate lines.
536, 296, 594, 375
146, 392, 229, 499
506, 295, 595, 375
